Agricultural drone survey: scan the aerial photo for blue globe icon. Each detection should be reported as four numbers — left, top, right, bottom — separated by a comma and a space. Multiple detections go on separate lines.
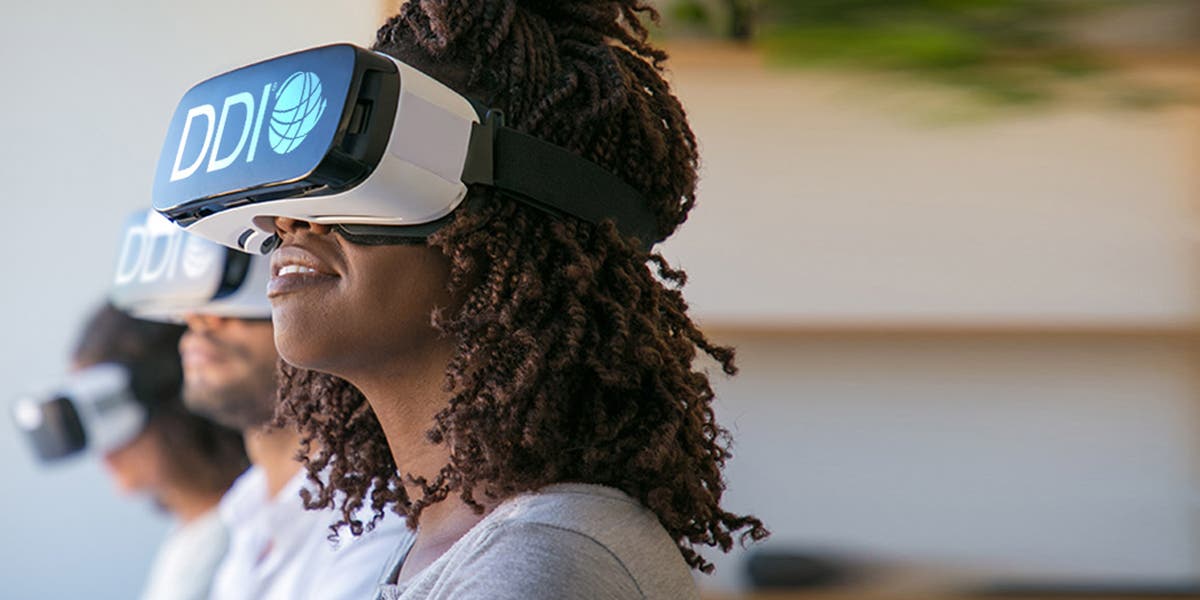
269, 71, 327, 154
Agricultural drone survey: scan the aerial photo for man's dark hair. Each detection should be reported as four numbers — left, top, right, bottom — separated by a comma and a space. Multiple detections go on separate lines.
75, 303, 248, 496
275, 0, 767, 573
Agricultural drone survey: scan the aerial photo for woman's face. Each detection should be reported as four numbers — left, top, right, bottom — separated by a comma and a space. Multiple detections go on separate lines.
268, 217, 455, 379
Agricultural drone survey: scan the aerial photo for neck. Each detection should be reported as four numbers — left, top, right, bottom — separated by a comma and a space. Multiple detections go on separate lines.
243, 425, 303, 498
348, 335, 457, 501
346, 335, 489, 575
160, 488, 223, 525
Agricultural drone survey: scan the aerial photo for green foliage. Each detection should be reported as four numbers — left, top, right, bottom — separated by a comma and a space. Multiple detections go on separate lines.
671, 0, 711, 25
667, 0, 1177, 108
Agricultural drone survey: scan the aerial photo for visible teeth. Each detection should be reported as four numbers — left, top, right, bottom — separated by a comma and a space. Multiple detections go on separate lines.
277, 264, 318, 276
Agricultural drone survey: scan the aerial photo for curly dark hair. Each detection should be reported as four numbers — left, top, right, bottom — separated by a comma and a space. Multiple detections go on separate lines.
274, 0, 767, 572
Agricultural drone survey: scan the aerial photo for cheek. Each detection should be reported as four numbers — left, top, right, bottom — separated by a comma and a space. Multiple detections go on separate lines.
274, 246, 453, 375
351, 248, 455, 339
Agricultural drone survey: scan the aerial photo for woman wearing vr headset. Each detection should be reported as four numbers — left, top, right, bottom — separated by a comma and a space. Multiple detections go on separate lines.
264, 1, 767, 597
73, 304, 249, 600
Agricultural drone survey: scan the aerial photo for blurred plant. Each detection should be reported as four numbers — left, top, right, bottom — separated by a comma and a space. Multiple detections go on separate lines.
667, 0, 1189, 108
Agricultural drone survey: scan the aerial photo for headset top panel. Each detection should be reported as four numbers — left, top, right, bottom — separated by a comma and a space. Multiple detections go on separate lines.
153, 44, 359, 214
111, 210, 229, 312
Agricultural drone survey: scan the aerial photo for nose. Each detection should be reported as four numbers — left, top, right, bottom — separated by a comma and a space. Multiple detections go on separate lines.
274, 217, 332, 237
182, 312, 227, 334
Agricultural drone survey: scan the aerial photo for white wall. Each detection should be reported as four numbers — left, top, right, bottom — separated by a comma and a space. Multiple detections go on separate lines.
0, 3, 379, 598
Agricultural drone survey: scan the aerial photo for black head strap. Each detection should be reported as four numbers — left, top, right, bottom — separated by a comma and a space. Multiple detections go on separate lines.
461, 110, 661, 251
332, 109, 661, 251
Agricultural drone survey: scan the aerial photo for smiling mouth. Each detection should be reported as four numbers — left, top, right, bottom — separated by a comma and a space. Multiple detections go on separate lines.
268, 262, 338, 298
180, 346, 222, 368
276, 264, 320, 277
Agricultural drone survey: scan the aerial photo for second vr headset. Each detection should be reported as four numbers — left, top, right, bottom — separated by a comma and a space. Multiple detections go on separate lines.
151, 43, 661, 254
111, 210, 271, 321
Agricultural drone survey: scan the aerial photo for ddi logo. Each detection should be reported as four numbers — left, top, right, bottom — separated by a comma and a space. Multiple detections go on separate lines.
169, 71, 327, 182
113, 213, 222, 285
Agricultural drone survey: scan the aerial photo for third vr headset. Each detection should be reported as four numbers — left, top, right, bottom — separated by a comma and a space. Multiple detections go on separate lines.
12, 364, 145, 462
151, 43, 661, 254
111, 209, 271, 321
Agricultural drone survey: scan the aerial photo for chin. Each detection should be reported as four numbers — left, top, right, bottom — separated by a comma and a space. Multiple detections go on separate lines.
272, 313, 345, 377
274, 328, 320, 371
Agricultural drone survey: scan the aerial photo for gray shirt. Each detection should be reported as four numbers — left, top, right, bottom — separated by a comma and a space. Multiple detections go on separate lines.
376, 483, 699, 600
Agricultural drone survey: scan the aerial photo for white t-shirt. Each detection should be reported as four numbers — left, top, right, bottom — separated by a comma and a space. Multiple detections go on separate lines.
209, 466, 413, 600
140, 508, 228, 600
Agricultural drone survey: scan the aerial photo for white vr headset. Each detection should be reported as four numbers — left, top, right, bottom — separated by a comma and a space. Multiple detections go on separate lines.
12, 363, 146, 462
110, 209, 271, 321
150, 43, 660, 254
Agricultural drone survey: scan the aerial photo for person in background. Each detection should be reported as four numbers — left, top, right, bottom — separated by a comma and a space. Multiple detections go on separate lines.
74, 303, 248, 600
181, 309, 414, 600
109, 211, 412, 600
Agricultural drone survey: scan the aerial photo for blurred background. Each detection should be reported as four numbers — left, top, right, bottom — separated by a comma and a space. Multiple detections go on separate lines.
1, 1, 1198, 598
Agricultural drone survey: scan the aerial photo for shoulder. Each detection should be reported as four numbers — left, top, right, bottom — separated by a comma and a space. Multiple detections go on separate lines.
406, 518, 641, 600
216, 465, 264, 525
493, 483, 663, 534
303, 498, 416, 598
410, 484, 697, 600
140, 512, 229, 600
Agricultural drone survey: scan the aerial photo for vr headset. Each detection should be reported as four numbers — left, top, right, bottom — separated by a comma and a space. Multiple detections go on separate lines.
12, 363, 146, 462
111, 209, 271, 321
151, 43, 660, 254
